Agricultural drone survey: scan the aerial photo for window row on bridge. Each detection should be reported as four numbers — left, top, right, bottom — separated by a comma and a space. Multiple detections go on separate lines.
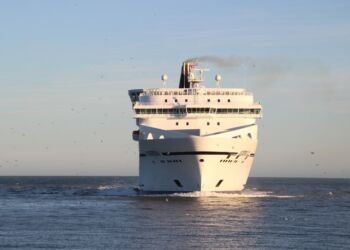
135, 108, 261, 115
143, 90, 249, 96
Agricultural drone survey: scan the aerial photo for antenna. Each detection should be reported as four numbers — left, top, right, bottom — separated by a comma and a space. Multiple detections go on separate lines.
161, 74, 168, 88
215, 74, 222, 88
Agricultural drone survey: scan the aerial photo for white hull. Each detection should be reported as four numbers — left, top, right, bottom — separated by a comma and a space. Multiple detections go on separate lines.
129, 61, 262, 193
138, 137, 257, 192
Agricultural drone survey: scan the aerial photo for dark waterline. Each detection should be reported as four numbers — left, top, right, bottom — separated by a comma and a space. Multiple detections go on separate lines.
0, 177, 349, 249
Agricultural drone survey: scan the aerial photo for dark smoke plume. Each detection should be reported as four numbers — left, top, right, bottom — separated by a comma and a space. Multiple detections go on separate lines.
185, 55, 285, 87
185, 55, 255, 68
184, 55, 334, 102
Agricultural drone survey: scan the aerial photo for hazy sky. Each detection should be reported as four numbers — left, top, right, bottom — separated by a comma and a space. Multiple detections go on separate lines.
1, 0, 349, 177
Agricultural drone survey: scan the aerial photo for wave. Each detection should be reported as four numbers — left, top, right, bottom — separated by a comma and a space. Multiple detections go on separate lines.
0, 185, 295, 198
12, 183, 350, 199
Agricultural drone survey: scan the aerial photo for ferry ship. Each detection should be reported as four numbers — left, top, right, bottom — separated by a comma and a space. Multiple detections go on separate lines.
128, 61, 262, 192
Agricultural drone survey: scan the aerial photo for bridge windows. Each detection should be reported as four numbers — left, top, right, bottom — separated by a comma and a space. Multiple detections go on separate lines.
239, 109, 250, 114
187, 108, 210, 113
217, 109, 227, 114
135, 108, 261, 115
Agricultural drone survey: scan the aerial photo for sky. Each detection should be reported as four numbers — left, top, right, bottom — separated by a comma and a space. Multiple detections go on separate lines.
0, 0, 349, 177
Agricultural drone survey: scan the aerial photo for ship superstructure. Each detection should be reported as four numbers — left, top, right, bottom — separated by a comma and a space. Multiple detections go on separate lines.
128, 61, 262, 192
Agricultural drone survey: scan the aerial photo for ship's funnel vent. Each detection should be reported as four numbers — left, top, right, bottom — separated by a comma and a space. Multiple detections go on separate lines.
179, 62, 193, 88
179, 61, 208, 88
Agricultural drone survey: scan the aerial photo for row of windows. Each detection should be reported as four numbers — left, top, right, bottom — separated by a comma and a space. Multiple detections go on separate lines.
165, 98, 233, 103
161, 159, 183, 163
135, 108, 261, 115
143, 90, 249, 96
219, 159, 246, 163
220, 159, 233, 163
175, 121, 221, 126
149, 159, 183, 164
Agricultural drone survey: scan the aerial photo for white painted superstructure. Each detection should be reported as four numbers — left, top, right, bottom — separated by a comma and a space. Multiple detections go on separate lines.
128, 61, 262, 192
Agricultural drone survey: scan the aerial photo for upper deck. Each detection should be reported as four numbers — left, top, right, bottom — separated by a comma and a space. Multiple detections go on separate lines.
129, 87, 257, 106
129, 87, 262, 118
128, 61, 262, 118
140, 87, 251, 97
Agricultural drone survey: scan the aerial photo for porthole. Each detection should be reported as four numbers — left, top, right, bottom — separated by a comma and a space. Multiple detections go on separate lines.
186, 122, 189, 126
217, 99, 220, 102
165, 99, 167, 102
207, 99, 210, 102
217, 122, 220, 126
176, 122, 179, 126
185, 99, 188, 102
174, 99, 178, 102
199, 159, 204, 162
228, 99, 231, 102
207, 122, 210, 126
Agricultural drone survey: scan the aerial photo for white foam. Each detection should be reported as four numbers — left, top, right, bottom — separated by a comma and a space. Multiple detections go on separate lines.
140, 190, 295, 198
97, 185, 121, 190
170, 191, 294, 198
95, 185, 295, 198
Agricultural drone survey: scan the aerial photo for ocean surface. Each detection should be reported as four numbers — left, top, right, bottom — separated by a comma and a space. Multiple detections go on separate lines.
0, 177, 349, 249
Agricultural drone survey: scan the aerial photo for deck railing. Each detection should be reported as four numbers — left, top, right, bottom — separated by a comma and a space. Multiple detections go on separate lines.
141, 88, 251, 97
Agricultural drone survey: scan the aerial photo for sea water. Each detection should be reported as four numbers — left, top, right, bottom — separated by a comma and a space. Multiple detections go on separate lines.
0, 177, 349, 249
